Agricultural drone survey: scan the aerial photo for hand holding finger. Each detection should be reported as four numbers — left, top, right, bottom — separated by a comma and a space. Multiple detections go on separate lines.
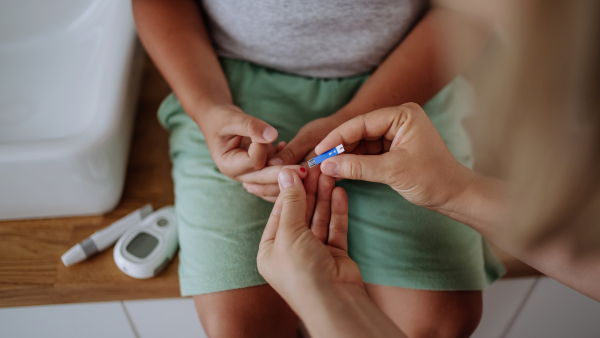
240, 165, 308, 202
238, 165, 307, 184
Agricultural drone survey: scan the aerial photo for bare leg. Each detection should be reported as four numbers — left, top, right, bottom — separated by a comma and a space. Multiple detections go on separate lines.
366, 284, 482, 338
194, 284, 299, 338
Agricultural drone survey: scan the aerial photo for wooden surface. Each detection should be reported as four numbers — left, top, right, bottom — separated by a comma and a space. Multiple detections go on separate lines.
0, 58, 539, 309
0, 58, 178, 308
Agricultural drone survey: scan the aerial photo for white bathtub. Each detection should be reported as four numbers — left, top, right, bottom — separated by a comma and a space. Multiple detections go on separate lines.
0, 0, 144, 220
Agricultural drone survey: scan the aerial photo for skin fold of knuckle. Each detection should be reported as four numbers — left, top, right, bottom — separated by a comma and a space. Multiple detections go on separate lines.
347, 160, 363, 180
283, 191, 305, 205
244, 117, 259, 137
280, 147, 297, 163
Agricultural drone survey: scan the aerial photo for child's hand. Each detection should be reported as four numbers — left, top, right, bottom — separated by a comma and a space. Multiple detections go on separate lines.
238, 163, 309, 203
268, 116, 342, 166
198, 104, 279, 180
241, 116, 343, 201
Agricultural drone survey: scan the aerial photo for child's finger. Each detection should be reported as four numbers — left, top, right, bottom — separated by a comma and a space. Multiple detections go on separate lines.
302, 149, 317, 161
276, 141, 287, 152
222, 113, 278, 143
247, 141, 269, 168
222, 142, 269, 177
269, 137, 313, 166
239, 136, 252, 150
243, 183, 280, 198
237, 165, 307, 184
326, 187, 349, 252
267, 142, 277, 160
310, 174, 335, 243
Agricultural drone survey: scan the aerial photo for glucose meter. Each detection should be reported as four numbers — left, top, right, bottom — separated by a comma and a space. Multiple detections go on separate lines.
114, 206, 178, 279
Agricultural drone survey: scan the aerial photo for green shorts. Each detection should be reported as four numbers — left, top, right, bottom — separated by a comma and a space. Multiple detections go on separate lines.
158, 58, 505, 296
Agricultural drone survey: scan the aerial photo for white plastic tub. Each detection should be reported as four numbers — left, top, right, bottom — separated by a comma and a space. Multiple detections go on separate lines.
0, 0, 144, 220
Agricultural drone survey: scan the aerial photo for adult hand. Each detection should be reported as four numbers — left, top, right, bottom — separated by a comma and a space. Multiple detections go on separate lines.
197, 104, 278, 181
257, 168, 363, 310
316, 103, 475, 211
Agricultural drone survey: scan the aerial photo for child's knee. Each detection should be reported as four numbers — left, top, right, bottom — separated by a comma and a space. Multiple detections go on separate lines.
412, 305, 482, 338
192, 285, 298, 338
366, 285, 483, 338
406, 292, 482, 338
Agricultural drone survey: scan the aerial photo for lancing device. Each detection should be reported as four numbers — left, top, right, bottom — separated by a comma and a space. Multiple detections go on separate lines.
308, 144, 345, 168
61, 204, 153, 266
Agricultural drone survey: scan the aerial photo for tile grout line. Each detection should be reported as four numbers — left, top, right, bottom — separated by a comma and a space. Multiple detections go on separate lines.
121, 301, 141, 338
499, 277, 541, 338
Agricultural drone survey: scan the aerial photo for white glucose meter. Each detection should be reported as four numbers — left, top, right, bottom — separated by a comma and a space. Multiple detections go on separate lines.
114, 206, 178, 279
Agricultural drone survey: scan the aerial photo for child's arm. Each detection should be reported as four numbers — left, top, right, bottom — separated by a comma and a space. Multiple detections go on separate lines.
133, 0, 278, 179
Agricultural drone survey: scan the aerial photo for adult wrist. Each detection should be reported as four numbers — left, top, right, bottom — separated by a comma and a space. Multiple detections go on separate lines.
294, 282, 363, 327
433, 163, 478, 218
294, 281, 406, 338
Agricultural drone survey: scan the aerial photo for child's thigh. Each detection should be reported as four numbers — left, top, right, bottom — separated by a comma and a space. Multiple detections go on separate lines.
175, 156, 273, 295
162, 102, 275, 296
339, 180, 503, 291
365, 284, 482, 338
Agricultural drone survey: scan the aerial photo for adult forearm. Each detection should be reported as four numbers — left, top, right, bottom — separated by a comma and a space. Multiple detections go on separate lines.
132, 0, 231, 121
297, 284, 406, 338
337, 7, 490, 120
437, 171, 600, 301
437, 171, 510, 240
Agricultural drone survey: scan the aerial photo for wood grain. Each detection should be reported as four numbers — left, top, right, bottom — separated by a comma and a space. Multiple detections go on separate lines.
0, 57, 178, 308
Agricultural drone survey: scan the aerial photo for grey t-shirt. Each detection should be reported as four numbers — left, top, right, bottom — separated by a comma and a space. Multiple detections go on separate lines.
200, 0, 428, 78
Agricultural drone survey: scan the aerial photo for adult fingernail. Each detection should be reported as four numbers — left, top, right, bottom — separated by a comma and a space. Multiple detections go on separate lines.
263, 127, 277, 142
279, 170, 294, 189
321, 161, 339, 177
269, 157, 284, 166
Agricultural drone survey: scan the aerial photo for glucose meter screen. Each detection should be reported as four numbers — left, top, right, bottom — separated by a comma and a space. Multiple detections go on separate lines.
126, 232, 158, 259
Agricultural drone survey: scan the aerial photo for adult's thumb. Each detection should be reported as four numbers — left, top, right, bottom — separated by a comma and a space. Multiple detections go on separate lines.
320, 154, 392, 185
277, 169, 308, 239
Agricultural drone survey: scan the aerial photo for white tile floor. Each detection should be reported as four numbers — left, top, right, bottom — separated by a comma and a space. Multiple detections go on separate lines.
1, 277, 599, 338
